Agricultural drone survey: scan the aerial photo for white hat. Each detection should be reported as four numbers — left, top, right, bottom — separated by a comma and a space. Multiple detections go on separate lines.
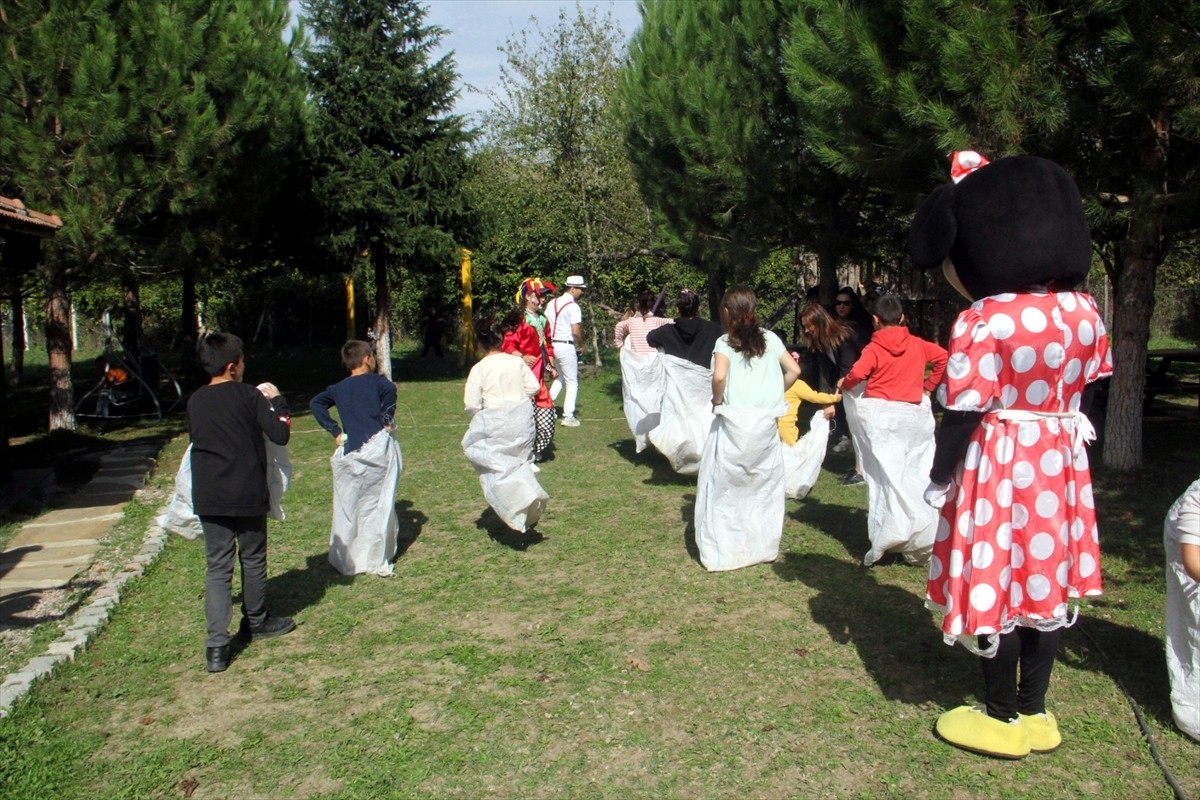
565, 275, 587, 288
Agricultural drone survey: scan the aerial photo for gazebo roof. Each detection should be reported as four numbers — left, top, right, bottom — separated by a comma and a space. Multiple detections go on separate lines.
0, 196, 62, 237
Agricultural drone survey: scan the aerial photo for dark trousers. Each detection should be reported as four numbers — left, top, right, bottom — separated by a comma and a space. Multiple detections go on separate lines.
978, 627, 1060, 721
200, 514, 268, 647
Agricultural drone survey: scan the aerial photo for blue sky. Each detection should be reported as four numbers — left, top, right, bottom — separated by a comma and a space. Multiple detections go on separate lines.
290, 1, 644, 121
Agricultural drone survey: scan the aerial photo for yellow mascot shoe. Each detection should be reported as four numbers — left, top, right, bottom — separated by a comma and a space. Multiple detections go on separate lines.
1018, 711, 1062, 753
935, 705, 1031, 759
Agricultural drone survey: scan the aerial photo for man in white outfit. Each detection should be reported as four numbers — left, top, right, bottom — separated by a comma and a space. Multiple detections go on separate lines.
546, 275, 586, 426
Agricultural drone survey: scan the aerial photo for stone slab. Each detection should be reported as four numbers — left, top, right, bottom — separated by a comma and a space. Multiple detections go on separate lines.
22, 507, 123, 527
9, 516, 114, 546
0, 543, 95, 566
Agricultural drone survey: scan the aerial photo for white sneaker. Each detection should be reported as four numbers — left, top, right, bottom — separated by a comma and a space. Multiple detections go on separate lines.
561, 416, 581, 427
530, 463, 541, 473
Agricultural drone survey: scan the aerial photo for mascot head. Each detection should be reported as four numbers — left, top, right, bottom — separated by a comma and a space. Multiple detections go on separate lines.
908, 153, 1091, 301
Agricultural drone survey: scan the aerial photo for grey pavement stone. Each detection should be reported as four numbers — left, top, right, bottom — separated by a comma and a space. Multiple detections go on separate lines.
2, 672, 35, 689
46, 641, 80, 658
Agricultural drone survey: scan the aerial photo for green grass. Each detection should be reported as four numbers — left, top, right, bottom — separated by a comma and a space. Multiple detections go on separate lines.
1, 344, 1198, 799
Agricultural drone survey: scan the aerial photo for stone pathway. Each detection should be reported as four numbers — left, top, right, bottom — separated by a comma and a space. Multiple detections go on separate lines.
0, 442, 165, 716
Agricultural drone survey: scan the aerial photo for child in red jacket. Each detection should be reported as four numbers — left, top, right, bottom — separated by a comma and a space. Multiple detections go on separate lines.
839, 294, 947, 401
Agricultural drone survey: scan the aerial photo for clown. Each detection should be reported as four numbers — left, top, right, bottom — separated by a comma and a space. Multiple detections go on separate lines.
909, 153, 1113, 758
502, 277, 558, 462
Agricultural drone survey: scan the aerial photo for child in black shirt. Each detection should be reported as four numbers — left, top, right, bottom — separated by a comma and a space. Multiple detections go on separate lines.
188, 333, 293, 673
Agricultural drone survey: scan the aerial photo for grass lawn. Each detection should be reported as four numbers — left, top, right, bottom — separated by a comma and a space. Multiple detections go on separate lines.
1, 344, 1198, 799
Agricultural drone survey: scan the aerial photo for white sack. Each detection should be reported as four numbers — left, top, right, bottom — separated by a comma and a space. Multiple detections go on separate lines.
648, 354, 714, 475
695, 403, 787, 571
783, 410, 830, 500
842, 386, 937, 566
1165, 478, 1200, 742
462, 401, 549, 533
158, 441, 291, 539
619, 344, 664, 453
329, 429, 401, 576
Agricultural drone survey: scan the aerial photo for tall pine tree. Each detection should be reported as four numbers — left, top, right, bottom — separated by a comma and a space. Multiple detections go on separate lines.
302, 0, 474, 378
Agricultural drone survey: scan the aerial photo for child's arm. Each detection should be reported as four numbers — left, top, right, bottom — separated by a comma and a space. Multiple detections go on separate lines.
309, 388, 341, 439
256, 391, 291, 445
1183, 543, 1200, 584
379, 378, 398, 428
521, 362, 540, 398
464, 366, 483, 415
923, 338, 949, 393
839, 345, 875, 392
1178, 485, 1200, 582
788, 378, 839, 406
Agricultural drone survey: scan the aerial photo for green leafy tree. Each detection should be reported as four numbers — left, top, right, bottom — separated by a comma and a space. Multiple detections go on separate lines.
302, 0, 474, 378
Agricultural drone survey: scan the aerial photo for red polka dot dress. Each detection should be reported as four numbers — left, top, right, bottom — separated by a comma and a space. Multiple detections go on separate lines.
927, 291, 1113, 653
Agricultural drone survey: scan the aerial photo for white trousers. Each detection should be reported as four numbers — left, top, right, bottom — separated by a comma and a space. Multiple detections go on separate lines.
549, 343, 579, 418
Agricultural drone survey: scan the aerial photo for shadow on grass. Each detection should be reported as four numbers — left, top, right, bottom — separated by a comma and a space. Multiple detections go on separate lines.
790, 492, 869, 563
267, 552, 354, 619
680, 492, 699, 563
774, 551, 978, 709
474, 508, 546, 551
608, 437, 695, 487
395, 499, 426, 559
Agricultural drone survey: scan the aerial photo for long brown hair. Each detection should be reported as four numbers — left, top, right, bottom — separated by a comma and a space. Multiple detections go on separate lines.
720, 287, 766, 358
800, 303, 850, 352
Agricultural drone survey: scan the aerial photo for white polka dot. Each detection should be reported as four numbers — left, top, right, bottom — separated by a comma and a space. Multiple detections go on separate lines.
956, 484, 967, 507
1021, 307, 1048, 333
1085, 357, 1099, 379
1059, 293, 1078, 312
1012, 503, 1030, 530
1079, 484, 1094, 509
953, 318, 969, 339
999, 565, 1012, 590
947, 352, 971, 380
1012, 542, 1026, 568
1029, 532, 1056, 560
943, 584, 954, 612
991, 314, 1016, 340
1012, 346, 1037, 373
978, 456, 993, 483
1071, 518, 1085, 541
964, 441, 982, 470
1072, 446, 1089, 470
1011, 581, 1025, 606
953, 389, 982, 410
972, 541, 995, 569
979, 354, 1002, 382
996, 523, 1013, 550
1053, 602, 1069, 617
1078, 319, 1095, 346
1017, 422, 1041, 447
1057, 561, 1070, 588
971, 584, 997, 612
1001, 385, 1019, 406
1079, 551, 1097, 578
996, 480, 1014, 508
1013, 462, 1036, 489
1096, 317, 1107, 337
1064, 358, 1082, 384
1027, 574, 1052, 601
972, 322, 991, 343
1047, 417, 1061, 437
949, 614, 964, 635
996, 436, 1015, 464
949, 549, 964, 578
957, 511, 973, 537
994, 293, 1018, 303
1061, 325, 1073, 348
1026, 380, 1050, 405
1036, 491, 1060, 518
1044, 342, 1066, 369
1059, 521, 1070, 546
974, 498, 994, 528
1068, 392, 1082, 411
1065, 481, 1076, 506
936, 516, 951, 543
1091, 523, 1100, 544
1040, 450, 1064, 477
963, 561, 973, 583
929, 554, 944, 580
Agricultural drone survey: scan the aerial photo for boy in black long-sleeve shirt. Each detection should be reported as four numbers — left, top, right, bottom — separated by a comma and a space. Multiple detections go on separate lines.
189, 333, 293, 673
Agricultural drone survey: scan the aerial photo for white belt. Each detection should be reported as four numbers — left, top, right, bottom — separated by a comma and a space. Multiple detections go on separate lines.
993, 409, 1096, 455
553, 339, 574, 344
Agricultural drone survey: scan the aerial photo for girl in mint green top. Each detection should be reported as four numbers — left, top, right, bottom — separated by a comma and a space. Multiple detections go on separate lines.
711, 287, 800, 410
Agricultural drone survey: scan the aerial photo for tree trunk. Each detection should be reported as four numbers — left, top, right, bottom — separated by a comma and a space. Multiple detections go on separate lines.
180, 262, 198, 376
45, 261, 75, 432
1, 320, 8, 475
372, 249, 393, 380
1101, 119, 1166, 471
8, 274, 24, 387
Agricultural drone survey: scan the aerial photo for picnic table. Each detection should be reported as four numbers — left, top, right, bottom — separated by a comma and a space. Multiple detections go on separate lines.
1145, 348, 1200, 414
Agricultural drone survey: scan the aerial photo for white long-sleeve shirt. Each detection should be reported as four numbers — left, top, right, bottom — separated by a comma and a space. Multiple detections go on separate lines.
464, 352, 540, 416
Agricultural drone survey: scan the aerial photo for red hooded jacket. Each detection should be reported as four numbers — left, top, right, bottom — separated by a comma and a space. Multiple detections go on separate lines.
840, 325, 947, 403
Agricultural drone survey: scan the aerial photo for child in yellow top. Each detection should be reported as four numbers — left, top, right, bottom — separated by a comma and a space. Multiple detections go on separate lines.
778, 365, 840, 445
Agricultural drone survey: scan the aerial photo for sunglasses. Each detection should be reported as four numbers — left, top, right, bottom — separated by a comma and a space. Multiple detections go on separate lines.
835, 300, 852, 306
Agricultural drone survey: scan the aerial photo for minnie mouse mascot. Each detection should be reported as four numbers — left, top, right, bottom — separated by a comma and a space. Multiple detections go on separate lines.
909, 153, 1113, 758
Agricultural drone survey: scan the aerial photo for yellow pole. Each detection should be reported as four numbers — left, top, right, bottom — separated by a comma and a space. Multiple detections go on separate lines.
344, 275, 356, 340
460, 248, 474, 363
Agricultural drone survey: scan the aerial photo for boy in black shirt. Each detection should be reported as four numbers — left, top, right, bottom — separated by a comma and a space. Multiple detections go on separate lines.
188, 333, 293, 672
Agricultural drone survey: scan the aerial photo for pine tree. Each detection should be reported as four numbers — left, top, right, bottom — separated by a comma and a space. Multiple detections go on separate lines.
302, 0, 474, 378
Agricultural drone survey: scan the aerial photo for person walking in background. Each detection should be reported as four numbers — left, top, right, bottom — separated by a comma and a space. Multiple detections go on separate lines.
546, 275, 587, 427
310, 340, 401, 578
1164, 477, 1200, 742
502, 278, 558, 462
646, 288, 723, 368
695, 287, 800, 571
615, 290, 670, 452
838, 294, 947, 566
799, 303, 862, 484
188, 332, 293, 674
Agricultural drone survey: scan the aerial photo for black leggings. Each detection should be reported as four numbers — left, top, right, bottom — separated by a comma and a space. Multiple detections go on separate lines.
978, 627, 1061, 721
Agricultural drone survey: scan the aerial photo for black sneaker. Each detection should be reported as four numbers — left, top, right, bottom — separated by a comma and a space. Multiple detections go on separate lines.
246, 615, 296, 640
206, 645, 230, 673
840, 470, 865, 486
